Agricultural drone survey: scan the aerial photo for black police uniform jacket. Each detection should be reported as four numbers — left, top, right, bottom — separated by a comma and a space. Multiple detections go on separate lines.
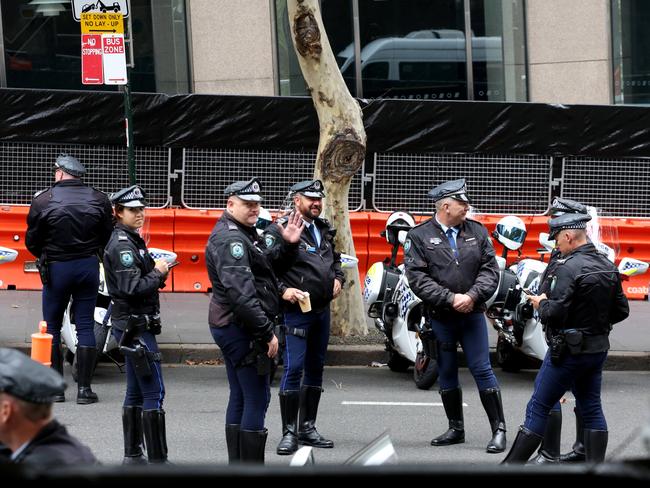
404, 217, 498, 315
103, 224, 166, 332
538, 242, 629, 352
9, 419, 97, 466
205, 212, 297, 341
26, 179, 113, 261
264, 216, 345, 313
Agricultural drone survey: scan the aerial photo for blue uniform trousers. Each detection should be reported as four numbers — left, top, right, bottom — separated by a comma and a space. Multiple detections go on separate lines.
524, 350, 607, 435
280, 308, 330, 392
43, 256, 99, 347
210, 323, 271, 431
112, 329, 165, 410
431, 312, 499, 392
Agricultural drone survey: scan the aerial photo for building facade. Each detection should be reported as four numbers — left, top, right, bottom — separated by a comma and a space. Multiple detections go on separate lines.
0, 0, 648, 105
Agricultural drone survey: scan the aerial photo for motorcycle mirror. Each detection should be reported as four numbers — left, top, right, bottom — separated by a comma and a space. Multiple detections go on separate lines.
617, 257, 649, 277
343, 431, 398, 466
538, 232, 555, 252
289, 446, 315, 466
397, 230, 408, 245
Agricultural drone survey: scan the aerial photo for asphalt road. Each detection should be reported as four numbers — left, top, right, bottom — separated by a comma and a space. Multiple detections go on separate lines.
52, 364, 650, 466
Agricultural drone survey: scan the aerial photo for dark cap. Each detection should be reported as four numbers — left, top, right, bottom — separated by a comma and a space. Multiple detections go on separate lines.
290, 179, 326, 198
224, 178, 263, 202
54, 153, 86, 177
110, 185, 147, 208
550, 197, 587, 216
548, 213, 592, 239
427, 178, 471, 203
0, 348, 66, 404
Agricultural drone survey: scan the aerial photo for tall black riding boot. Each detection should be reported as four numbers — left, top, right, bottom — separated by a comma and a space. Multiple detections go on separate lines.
76, 346, 98, 404
298, 386, 334, 448
240, 429, 267, 464
225, 424, 240, 464
501, 426, 543, 464
142, 409, 169, 463
584, 429, 608, 463
431, 387, 465, 446
277, 390, 300, 455
122, 406, 146, 465
559, 407, 586, 462
479, 388, 507, 453
531, 409, 562, 464
50, 344, 65, 402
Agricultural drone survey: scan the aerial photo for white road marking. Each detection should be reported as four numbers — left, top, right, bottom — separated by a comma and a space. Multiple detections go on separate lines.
342, 401, 469, 407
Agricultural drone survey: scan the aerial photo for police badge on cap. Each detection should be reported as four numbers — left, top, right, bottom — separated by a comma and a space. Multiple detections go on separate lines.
290, 179, 326, 198
427, 178, 471, 203
224, 178, 264, 202
110, 185, 147, 208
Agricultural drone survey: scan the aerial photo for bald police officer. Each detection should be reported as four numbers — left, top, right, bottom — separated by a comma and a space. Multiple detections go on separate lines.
265, 180, 344, 456
205, 178, 303, 464
0, 348, 96, 465
502, 212, 629, 464
404, 179, 507, 453
26, 154, 113, 405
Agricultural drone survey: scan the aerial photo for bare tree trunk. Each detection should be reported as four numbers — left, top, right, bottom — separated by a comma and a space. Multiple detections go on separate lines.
287, 0, 367, 336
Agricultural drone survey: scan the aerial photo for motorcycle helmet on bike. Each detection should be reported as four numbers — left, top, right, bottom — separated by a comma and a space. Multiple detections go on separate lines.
384, 211, 416, 246
494, 215, 527, 251
256, 207, 273, 236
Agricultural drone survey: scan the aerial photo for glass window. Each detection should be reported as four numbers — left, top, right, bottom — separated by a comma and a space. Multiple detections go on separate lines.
612, 0, 650, 104
1, 0, 189, 94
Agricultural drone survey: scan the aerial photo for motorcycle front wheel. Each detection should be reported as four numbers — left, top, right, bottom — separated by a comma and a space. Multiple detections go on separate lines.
413, 351, 438, 390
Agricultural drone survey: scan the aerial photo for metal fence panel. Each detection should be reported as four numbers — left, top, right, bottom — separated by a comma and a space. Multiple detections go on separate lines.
182, 148, 363, 211
373, 153, 552, 214
562, 156, 650, 218
0, 142, 171, 207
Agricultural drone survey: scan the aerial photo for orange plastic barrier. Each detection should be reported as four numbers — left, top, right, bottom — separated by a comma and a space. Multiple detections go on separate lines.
0, 205, 41, 290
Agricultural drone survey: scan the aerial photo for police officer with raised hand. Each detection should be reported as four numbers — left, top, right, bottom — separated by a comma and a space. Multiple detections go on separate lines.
25, 154, 113, 404
205, 178, 303, 464
502, 212, 629, 464
103, 185, 170, 464
404, 179, 507, 453
0, 348, 97, 465
265, 180, 344, 456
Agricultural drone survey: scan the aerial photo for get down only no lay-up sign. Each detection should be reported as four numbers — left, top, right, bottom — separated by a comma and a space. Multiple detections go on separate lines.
80, 12, 127, 85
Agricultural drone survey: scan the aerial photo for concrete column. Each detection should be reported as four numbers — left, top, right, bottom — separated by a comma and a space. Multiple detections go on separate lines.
526, 0, 612, 104
187, 0, 275, 95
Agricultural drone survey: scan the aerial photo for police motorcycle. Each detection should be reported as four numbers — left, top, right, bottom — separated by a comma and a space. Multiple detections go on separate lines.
363, 212, 439, 390
485, 214, 649, 372
60, 247, 177, 379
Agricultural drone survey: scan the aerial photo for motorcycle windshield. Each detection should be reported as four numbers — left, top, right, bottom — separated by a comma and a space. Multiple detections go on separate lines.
586, 205, 619, 262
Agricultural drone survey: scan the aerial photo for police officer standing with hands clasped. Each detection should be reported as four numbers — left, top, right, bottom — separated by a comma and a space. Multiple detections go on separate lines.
265, 180, 344, 456
103, 185, 171, 464
25, 154, 113, 405
502, 212, 629, 464
404, 179, 507, 453
205, 178, 303, 464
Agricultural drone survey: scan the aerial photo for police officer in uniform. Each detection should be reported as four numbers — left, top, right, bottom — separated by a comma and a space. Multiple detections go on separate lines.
25, 154, 113, 404
205, 178, 303, 464
0, 348, 97, 465
502, 212, 629, 464
404, 179, 507, 453
103, 185, 170, 464
265, 180, 344, 456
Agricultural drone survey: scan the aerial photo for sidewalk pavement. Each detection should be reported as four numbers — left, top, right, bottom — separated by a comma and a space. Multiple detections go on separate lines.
2, 291, 649, 370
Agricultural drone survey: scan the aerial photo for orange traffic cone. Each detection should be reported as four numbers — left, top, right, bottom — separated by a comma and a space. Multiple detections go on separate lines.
31, 320, 53, 366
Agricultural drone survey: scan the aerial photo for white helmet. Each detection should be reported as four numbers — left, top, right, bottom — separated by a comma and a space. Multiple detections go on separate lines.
384, 211, 416, 245
494, 215, 527, 251
256, 207, 273, 235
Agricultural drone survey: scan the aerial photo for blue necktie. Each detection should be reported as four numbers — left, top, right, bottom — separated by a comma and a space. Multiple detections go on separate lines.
446, 228, 459, 259
308, 224, 319, 247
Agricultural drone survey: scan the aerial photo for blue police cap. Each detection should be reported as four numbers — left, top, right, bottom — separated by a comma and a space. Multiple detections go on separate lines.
110, 185, 147, 207
290, 179, 326, 198
224, 178, 264, 202
550, 197, 587, 216
548, 213, 592, 239
54, 153, 86, 177
427, 178, 471, 203
0, 348, 66, 404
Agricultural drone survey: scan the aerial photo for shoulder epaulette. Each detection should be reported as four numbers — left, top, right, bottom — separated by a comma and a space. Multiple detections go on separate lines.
32, 188, 50, 199
117, 230, 129, 241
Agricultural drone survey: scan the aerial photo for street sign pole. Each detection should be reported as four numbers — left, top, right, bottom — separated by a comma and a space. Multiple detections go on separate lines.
124, 71, 135, 185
